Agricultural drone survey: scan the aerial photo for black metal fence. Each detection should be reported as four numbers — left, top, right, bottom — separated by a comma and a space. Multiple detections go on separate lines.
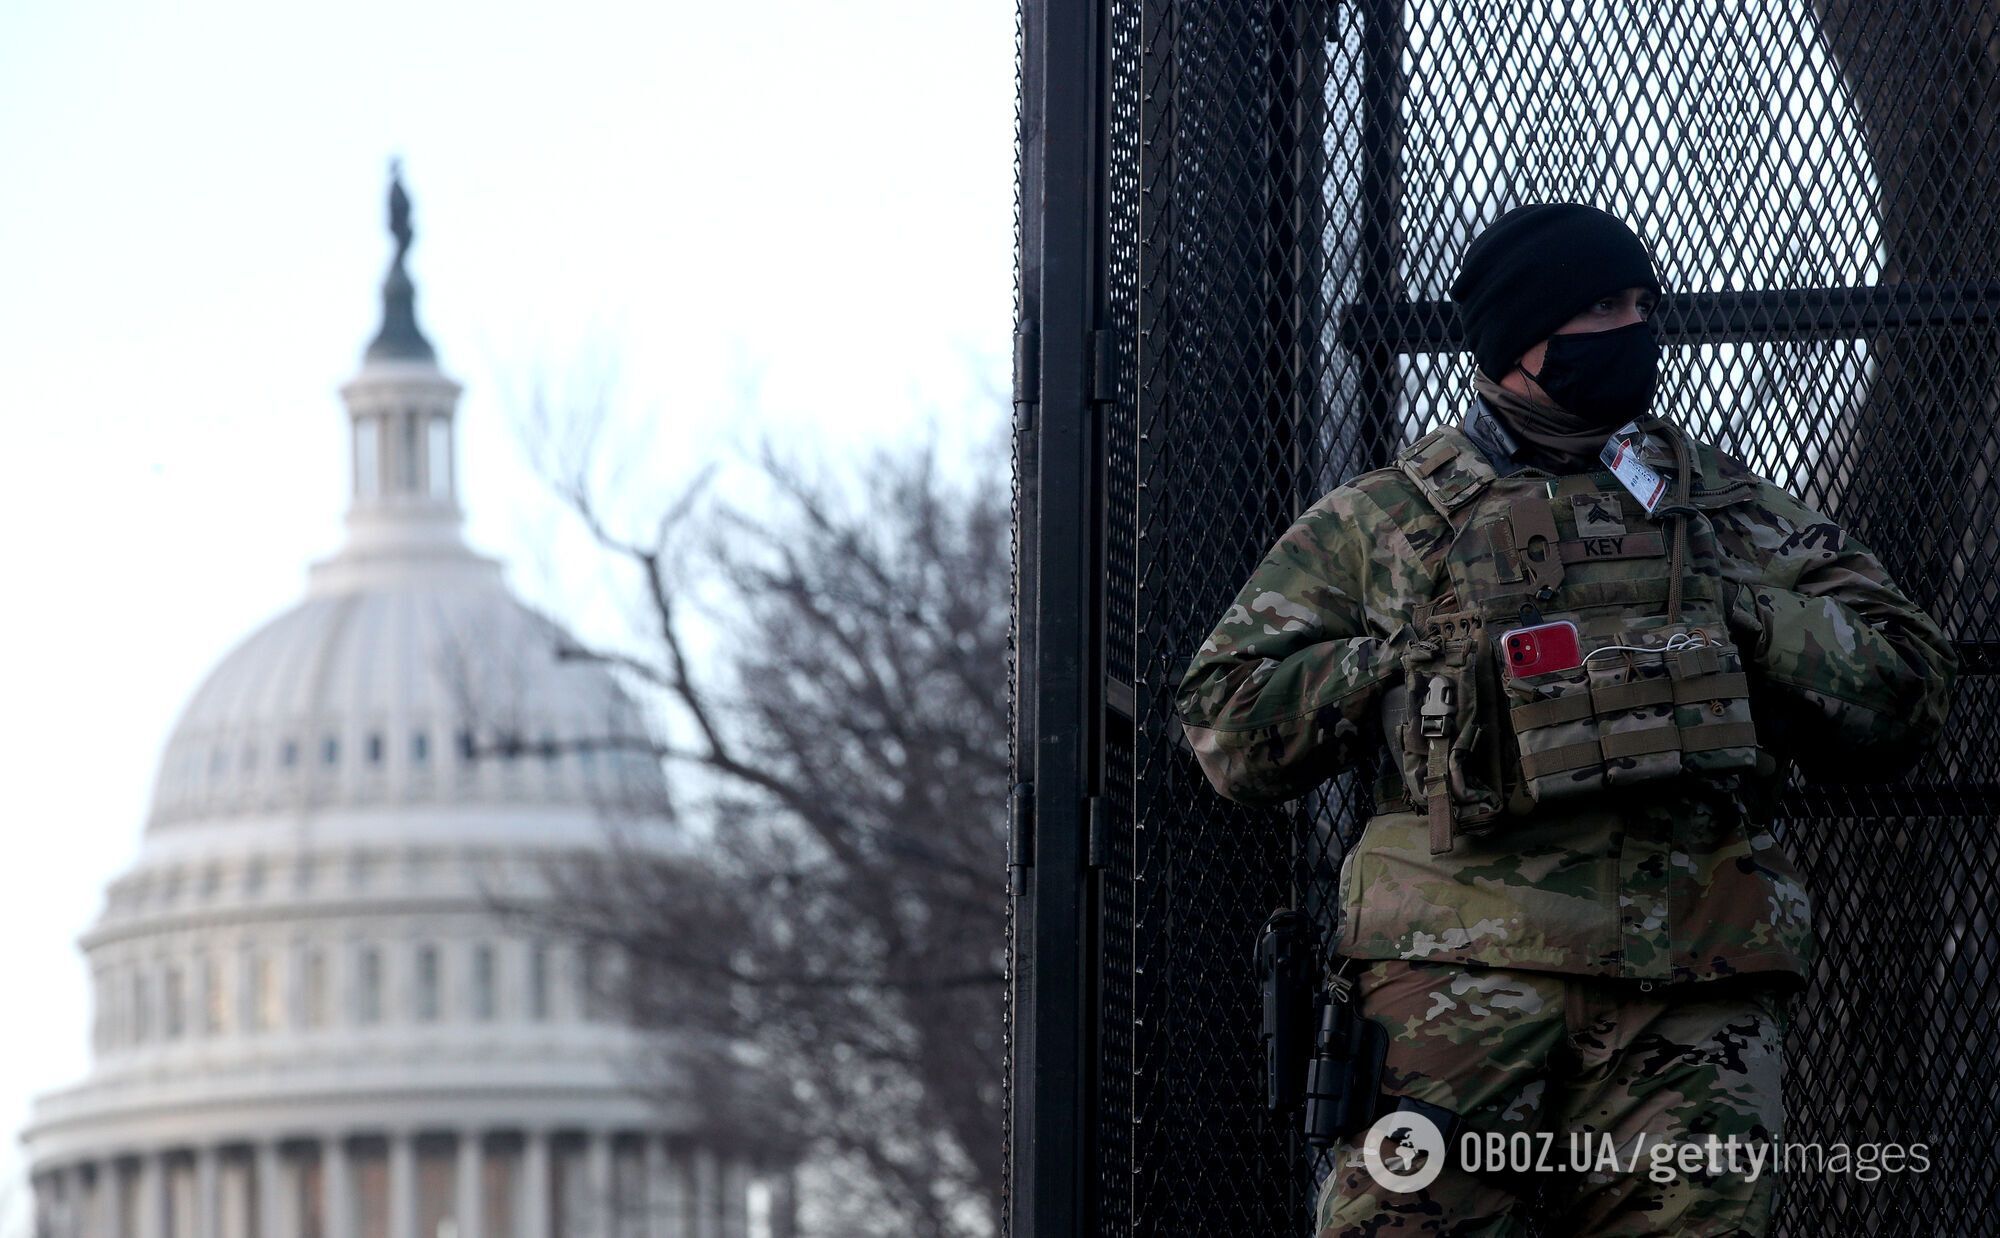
1009, 2, 2000, 1234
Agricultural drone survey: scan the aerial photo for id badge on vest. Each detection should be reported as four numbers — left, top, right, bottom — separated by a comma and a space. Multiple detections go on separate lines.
1600, 420, 1669, 514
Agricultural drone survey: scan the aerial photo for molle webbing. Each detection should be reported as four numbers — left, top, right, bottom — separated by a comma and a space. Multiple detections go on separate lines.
1519, 721, 1759, 780
1519, 740, 1605, 780
1511, 671, 1752, 726
1599, 729, 1684, 760
1681, 722, 1759, 752
1387, 422, 1764, 835
1476, 573, 1724, 614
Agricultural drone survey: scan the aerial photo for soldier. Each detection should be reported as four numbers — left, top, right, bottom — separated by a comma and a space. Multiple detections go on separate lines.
1176, 203, 1955, 1236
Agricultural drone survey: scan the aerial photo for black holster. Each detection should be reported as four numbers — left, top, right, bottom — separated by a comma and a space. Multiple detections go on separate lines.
1256, 909, 1389, 1143
1256, 909, 1315, 1113
1303, 981, 1389, 1147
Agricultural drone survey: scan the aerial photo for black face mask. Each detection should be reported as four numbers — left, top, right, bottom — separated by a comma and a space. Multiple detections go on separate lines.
1523, 318, 1661, 427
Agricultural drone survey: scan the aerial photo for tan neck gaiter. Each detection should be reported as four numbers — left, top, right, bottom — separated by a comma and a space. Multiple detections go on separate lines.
1471, 369, 1612, 470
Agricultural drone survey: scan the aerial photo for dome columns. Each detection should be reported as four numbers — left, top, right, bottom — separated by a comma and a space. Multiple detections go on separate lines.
341, 364, 462, 513
387, 1132, 416, 1238
29, 1126, 783, 1238
521, 1129, 552, 1238
193, 1145, 219, 1236
256, 1141, 288, 1238
325, 1134, 355, 1236
692, 1145, 722, 1238
334, 362, 469, 568
455, 1132, 483, 1238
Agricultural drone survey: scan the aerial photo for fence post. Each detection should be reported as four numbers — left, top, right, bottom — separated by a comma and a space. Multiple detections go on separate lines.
1012, 0, 1109, 1235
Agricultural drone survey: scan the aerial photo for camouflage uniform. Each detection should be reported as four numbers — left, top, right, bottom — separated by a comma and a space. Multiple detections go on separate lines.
1314, 959, 1789, 1236
1175, 397, 1955, 1234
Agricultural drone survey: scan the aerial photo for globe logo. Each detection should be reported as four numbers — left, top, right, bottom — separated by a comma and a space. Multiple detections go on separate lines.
1362, 1108, 1447, 1194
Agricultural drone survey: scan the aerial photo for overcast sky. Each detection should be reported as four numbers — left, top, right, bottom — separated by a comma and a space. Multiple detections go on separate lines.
0, 0, 1014, 1216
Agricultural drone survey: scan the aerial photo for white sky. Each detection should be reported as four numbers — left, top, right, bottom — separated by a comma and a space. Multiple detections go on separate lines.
0, 0, 1014, 1218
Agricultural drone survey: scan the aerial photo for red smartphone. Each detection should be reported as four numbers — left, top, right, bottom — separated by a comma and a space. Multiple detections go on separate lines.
1500, 620, 1583, 677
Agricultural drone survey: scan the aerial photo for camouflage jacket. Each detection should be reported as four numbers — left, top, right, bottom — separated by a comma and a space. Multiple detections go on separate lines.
1175, 397, 1956, 987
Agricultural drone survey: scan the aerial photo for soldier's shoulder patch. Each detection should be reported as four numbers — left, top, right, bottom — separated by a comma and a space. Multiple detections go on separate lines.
1397, 426, 1455, 467
1350, 463, 1453, 522
1394, 426, 1494, 518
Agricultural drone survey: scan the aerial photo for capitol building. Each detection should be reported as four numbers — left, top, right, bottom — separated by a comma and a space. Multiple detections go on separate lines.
21, 174, 789, 1238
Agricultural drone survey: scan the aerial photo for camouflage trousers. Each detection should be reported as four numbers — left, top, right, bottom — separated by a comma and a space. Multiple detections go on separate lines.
1316, 959, 1790, 1237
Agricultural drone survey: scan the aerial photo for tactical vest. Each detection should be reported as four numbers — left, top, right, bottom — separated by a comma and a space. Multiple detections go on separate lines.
1381, 419, 1762, 855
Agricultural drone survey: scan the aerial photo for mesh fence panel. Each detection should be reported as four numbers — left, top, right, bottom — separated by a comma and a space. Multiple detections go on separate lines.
1014, 1, 2000, 1234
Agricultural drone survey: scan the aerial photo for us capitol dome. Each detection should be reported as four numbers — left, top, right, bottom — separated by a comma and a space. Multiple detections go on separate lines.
21, 170, 791, 1238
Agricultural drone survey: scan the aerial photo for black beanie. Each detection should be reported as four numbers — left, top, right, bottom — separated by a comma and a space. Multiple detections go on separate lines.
1449, 204, 1662, 379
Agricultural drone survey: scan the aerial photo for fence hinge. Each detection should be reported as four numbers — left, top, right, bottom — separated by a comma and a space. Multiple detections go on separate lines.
1088, 327, 1118, 404
1012, 324, 1040, 432
1105, 676, 1136, 721
1008, 781, 1035, 895
1086, 795, 1108, 869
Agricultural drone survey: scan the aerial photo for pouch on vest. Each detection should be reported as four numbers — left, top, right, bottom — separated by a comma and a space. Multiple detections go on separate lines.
1393, 614, 1505, 853
1505, 655, 1604, 804
1662, 626, 1758, 779
1507, 621, 1758, 803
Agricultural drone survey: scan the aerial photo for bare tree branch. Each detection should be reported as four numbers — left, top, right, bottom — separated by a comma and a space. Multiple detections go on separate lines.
475, 387, 1010, 1238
